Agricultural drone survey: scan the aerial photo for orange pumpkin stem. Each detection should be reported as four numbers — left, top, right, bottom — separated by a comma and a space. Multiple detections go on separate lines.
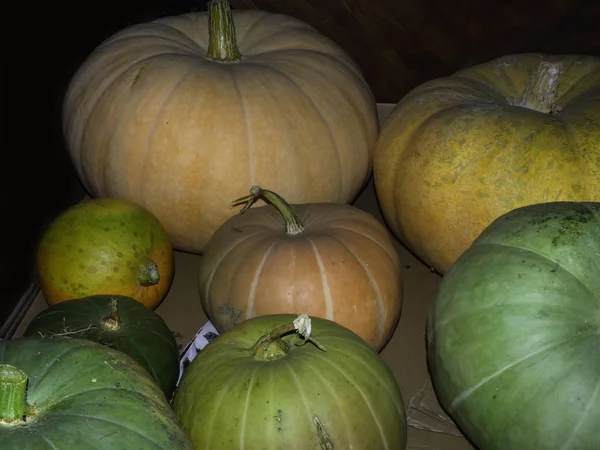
515, 60, 563, 114
0, 364, 29, 423
251, 315, 326, 361
232, 185, 305, 235
102, 298, 122, 331
206, 0, 243, 62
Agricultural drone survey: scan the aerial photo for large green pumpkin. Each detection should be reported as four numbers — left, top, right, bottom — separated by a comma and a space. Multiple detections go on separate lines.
23, 295, 180, 398
0, 337, 194, 449
427, 202, 600, 449
173, 314, 407, 449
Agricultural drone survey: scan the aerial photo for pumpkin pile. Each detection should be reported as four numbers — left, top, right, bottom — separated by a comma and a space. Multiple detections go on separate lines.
5, 0, 598, 448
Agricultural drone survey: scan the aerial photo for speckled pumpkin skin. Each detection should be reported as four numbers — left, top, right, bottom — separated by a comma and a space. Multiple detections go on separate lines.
36, 198, 174, 309
374, 53, 600, 274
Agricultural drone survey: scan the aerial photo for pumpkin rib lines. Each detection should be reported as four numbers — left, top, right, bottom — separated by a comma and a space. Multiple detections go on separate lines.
561, 374, 600, 450
316, 337, 405, 417
46, 412, 164, 448
257, 63, 344, 200
202, 234, 258, 309
138, 64, 198, 203
326, 225, 398, 264
307, 237, 334, 321
310, 351, 390, 449
201, 364, 248, 445
449, 332, 592, 411
239, 367, 259, 449
246, 240, 280, 319
473, 241, 595, 297
38, 434, 59, 450
300, 360, 355, 443
286, 363, 322, 446
229, 66, 255, 186
328, 234, 386, 343
237, 12, 271, 47
29, 346, 81, 391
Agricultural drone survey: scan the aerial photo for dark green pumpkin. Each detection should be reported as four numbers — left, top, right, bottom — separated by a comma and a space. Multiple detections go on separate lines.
23, 295, 179, 397
0, 337, 194, 449
427, 202, 600, 449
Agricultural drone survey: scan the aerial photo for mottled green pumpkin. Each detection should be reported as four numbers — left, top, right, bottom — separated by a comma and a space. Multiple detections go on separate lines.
0, 337, 194, 449
36, 197, 174, 309
23, 295, 179, 398
427, 202, 600, 449
173, 314, 407, 449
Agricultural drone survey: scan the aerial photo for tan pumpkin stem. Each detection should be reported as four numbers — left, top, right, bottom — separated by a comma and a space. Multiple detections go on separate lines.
232, 185, 305, 235
252, 314, 326, 361
516, 60, 563, 114
138, 261, 160, 286
102, 298, 122, 331
0, 364, 29, 423
206, 0, 243, 62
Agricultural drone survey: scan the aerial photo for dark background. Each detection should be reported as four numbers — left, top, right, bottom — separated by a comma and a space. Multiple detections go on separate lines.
2, 0, 598, 336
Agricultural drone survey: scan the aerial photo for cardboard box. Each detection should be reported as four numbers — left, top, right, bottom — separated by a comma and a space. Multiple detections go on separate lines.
12, 104, 475, 450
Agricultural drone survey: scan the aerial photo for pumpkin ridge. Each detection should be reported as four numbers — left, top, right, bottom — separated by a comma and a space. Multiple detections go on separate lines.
449, 331, 591, 412
309, 351, 390, 449
258, 62, 344, 200
51, 412, 165, 448
285, 362, 319, 441
473, 241, 593, 295
27, 345, 80, 392
236, 11, 271, 47
136, 64, 198, 202
238, 366, 258, 447
303, 359, 356, 443
326, 224, 398, 266
307, 237, 334, 321
319, 342, 406, 418
564, 377, 600, 449
201, 365, 249, 444
246, 240, 279, 319
202, 234, 258, 308
228, 66, 256, 186
326, 233, 386, 343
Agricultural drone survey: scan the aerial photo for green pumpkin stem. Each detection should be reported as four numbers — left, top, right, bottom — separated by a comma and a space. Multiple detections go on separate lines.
252, 314, 326, 361
516, 60, 563, 114
138, 261, 160, 286
206, 0, 243, 62
0, 365, 29, 423
232, 185, 305, 235
102, 298, 122, 331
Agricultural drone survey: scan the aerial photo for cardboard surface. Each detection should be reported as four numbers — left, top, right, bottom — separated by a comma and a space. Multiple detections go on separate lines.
13, 105, 475, 449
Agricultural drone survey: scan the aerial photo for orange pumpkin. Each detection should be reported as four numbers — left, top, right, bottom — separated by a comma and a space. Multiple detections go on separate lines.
374, 53, 600, 274
62, 0, 378, 254
37, 198, 174, 309
198, 186, 403, 352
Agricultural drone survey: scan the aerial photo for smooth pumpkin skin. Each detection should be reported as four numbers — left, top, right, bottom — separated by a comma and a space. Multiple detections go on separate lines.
199, 202, 403, 352
63, 9, 379, 254
173, 314, 407, 449
374, 53, 600, 274
23, 295, 180, 398
0, 337, 194, 449
37, 198, 174, 309
427, 202, 600, 449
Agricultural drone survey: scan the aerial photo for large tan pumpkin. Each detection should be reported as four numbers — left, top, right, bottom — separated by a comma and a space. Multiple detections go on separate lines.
63, 0, 378, 254
374, 53, 600, 274
198, 186, 403, 352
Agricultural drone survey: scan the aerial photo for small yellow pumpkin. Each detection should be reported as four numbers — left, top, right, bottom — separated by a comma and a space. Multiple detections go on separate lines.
374, 53, 600, 274
198, 186, 403, 352
63, 0, 378, 254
